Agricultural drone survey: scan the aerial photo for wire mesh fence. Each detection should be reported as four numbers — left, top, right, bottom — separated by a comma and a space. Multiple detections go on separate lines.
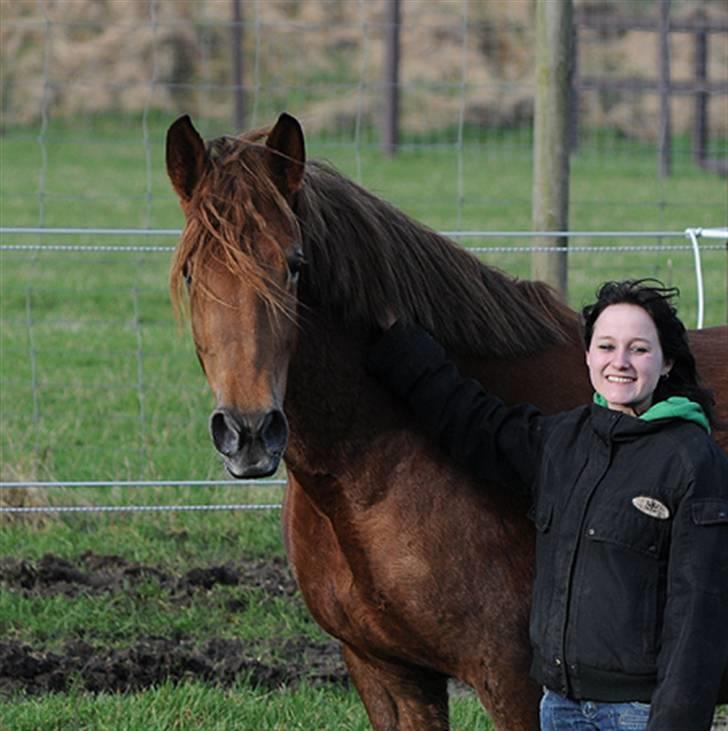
1, 228, 726, 514
1, 0, 726, 516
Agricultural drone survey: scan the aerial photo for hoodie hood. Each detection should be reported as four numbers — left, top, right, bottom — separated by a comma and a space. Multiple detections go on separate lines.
592, 393, 711, 433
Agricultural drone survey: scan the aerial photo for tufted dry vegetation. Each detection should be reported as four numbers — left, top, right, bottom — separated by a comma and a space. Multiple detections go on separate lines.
1, 0, 726, 140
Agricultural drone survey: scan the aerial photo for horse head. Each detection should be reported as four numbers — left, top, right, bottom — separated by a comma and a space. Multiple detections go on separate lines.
166, 113, 305, 478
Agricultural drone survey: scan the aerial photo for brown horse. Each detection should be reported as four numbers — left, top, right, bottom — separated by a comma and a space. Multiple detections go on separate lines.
166, 113, 728, 730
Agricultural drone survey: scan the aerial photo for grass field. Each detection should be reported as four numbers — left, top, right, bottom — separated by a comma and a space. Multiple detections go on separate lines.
1, 682, 500, 731
1, 113, 727, 728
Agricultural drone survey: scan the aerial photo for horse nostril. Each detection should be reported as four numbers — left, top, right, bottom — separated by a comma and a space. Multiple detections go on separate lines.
210, 409, 241, 457
261, 409, 288, 453
210, 408, 287, 462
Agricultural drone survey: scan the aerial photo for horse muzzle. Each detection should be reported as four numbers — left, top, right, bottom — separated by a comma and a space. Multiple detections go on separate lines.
209, 406, 288, 478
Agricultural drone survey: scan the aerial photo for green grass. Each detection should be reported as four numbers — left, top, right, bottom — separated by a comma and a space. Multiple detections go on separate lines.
1, 113, 726, 727
0, 584, 318, 650
0, 504, 285, 564
1, 114, 725, 484
0, 681, 496, 731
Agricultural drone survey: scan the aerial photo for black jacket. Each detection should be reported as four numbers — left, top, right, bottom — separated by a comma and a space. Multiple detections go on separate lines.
367, 322, 728, 731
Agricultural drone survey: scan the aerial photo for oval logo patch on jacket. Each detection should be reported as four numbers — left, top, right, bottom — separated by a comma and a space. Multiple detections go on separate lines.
632, 496, 670, 520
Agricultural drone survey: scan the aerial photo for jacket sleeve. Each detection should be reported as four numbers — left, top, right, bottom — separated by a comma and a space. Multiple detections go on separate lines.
647, 445, 728, 731
366, 321, 546, 492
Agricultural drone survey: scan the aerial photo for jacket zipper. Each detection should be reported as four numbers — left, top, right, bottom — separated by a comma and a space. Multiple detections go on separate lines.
558, 415, 618, 693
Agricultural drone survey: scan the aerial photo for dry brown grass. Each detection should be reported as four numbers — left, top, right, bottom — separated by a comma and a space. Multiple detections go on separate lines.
1, 1, 726, 136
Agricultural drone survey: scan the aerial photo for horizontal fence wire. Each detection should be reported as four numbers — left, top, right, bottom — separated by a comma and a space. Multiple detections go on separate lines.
0, 480, 286, 515
3, 243, 727, 254
0, 480, 287, 488
2, 227, 726, 515
2, 228, 725, 255
4, 227, 728, 237
0, 504, 283, 514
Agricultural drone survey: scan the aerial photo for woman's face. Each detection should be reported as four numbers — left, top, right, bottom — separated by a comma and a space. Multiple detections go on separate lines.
586, 303, 672, 417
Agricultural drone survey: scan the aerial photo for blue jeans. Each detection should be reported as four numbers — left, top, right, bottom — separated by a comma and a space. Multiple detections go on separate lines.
540, 688, 650, 731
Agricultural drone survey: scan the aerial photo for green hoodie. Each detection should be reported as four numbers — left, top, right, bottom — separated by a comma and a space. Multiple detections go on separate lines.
593, 393, 711, 433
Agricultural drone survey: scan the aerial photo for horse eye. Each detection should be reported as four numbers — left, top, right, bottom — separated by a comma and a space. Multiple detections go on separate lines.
287, 247, 304, 283
182, 263, 192, 289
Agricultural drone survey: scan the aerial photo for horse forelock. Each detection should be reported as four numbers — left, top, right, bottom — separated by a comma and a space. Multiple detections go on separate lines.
170, 135, 299, 325
296, 161, 580, 359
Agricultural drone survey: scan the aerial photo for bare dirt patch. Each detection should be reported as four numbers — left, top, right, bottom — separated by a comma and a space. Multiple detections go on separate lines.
0, 636, 347, 696
0, 552, 348, 696
0, 552, 297, 598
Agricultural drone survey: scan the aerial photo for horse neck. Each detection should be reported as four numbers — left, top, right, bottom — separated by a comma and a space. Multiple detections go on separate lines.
283, 305, 383, 479
282, 296, 589, 491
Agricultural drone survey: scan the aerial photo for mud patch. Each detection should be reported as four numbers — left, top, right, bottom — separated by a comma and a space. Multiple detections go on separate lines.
0, 636, 347, 695
0, 552, 347, 696
0, 552, 297, 598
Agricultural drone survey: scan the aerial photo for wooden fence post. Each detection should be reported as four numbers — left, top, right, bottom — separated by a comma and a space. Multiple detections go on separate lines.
381, 0, 401, 157
658, 0, 672, 178
693, 11, 708, 166
570, 18, 579, 152
532, 0, 573, 300
231, 0, 245, 133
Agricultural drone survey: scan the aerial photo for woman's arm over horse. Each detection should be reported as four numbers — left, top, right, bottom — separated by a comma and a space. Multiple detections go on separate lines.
367, 321, 547, 493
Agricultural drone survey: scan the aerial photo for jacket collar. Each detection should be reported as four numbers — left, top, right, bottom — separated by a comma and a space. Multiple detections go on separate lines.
592, 393, 710, 434
589, 402, 678, 443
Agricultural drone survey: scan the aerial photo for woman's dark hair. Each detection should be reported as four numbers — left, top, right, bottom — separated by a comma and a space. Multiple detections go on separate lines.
582, 279, 719, 428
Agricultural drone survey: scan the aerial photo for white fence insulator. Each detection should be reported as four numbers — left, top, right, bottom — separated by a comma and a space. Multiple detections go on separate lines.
685, 228, 706, 329
683, 227, 727, 330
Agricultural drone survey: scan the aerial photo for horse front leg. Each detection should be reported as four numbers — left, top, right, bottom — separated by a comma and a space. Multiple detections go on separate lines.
341, 643, 450, 731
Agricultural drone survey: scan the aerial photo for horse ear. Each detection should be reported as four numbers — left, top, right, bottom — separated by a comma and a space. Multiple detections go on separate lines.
166, 115, 206, 202
265, 113, 306, 196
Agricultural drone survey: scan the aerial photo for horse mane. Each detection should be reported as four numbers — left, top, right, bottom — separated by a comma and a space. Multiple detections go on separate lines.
171, 129, 580, 359
295, 160, 579, 359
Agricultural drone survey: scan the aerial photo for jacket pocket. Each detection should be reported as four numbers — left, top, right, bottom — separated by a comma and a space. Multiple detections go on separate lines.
689, 499, 728, 598
585, 504, 669, 559
692, 499, 728, 526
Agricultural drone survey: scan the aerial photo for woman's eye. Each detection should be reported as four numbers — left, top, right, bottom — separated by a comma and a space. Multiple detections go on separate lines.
598, 344, 613, 351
